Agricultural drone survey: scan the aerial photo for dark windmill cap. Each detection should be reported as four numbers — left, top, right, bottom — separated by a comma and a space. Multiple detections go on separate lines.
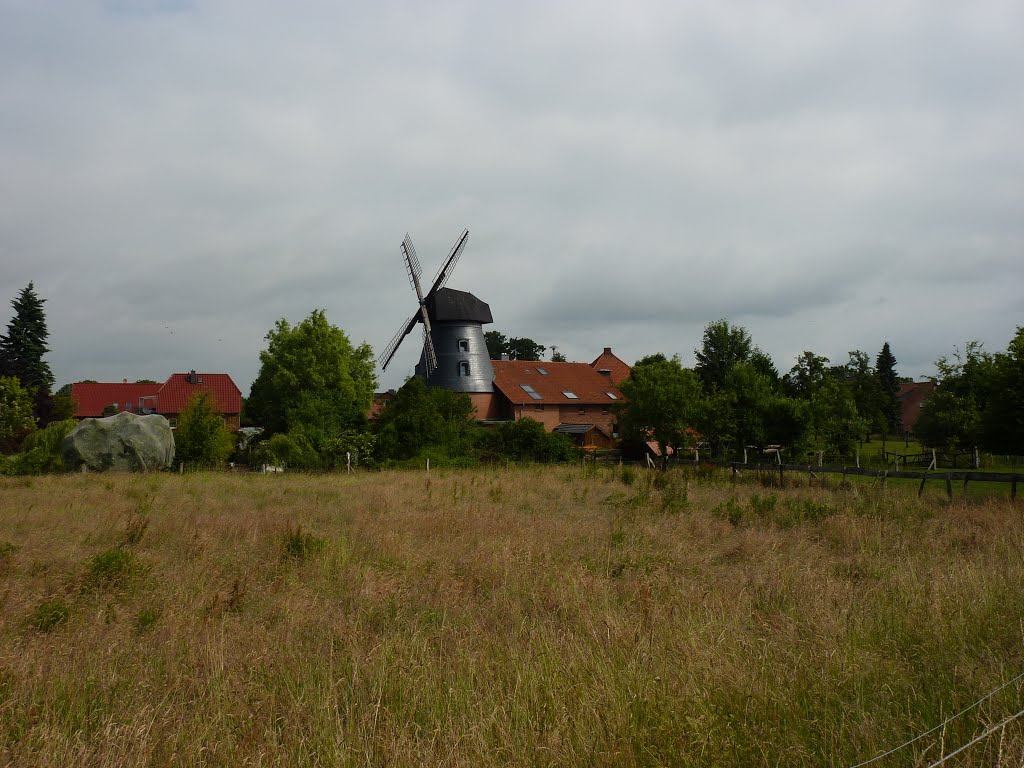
427, 287, 493, 324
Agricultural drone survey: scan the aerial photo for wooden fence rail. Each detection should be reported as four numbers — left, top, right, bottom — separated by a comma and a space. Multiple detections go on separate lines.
656, 459, 1021, 501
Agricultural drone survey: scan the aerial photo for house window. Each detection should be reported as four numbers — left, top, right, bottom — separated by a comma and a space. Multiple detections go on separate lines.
534, 404, 544, 411
606, 392, 619, 400
537, 367, 548, 375
458, 361, 470, 376
458, 338, 469, 352
168, 417, 178, 429
602, 407, 609, 415
562, 391, 578, 399
578, 407, 586, 415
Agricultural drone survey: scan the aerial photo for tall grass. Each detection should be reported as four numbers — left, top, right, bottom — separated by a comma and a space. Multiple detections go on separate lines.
1, 466, 1023, 766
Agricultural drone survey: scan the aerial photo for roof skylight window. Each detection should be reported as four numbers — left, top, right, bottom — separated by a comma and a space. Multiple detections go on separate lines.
606, 392, 619, 400
562, 391, 579, 399
520, 384, 543, 400
537, 367, 548, 375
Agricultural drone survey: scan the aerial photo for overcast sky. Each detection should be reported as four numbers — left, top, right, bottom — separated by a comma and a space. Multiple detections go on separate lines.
2, 0, 1022, 394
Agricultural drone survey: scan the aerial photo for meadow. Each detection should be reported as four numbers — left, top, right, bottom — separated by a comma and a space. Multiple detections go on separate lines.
2, 465, 1023, 767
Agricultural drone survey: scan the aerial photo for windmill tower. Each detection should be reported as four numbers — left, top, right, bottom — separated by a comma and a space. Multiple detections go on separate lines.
378, 229, 495, 393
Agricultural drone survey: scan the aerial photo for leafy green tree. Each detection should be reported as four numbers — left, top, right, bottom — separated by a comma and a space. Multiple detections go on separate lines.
174, 393, 234, 468
373, 377, 480, 461
506, 337, 546, 362
981, 327, 1024, 453
484, 331, 548, 361
484, 331, 507, 359
916, 341, 994, 450
807, 379, 868, 456
247, 310, 376, 446
831, 351, 886, 434
0, 375, 36, 452
783, 351, 831, 399
479, 418, 578, 463
916, 390, 980, 451
876, 342, 900, 434
694, 319, 771, 392
550, 346, 567, 363
697, 363, 809, 459
617, 354, 704, 459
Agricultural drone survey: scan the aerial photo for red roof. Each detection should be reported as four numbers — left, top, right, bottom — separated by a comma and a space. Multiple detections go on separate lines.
590, 347, 632, 385
157, 373, 241, 415
492, 360, 625, 406
71, 373, 242, 419
71, 382, 160, 418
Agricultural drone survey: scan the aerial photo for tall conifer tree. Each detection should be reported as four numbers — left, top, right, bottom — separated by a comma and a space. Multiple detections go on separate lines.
876, 341, 900, 434
0, 282, 55, 398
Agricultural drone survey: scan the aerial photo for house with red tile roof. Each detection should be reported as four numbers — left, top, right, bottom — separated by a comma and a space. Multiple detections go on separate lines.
71, 371, 243, 431
465, 348, 631, 448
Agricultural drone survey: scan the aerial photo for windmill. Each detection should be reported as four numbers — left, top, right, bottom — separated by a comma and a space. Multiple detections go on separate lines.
378, 228, 495, 393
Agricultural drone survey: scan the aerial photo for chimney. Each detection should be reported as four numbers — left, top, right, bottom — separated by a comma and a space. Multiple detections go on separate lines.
188, 369, 197, 384
122, 378, 128, 384
500, 353, 509, 361
603, 347, 612, 355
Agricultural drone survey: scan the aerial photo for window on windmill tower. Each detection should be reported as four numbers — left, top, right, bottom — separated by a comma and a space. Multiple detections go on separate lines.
458, 361, 470, 376
458, 338, 470, 352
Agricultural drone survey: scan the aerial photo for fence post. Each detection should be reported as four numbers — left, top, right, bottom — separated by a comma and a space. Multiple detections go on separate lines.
426, 458, 430, 474
855, 450, 860, 469
743, 447, 748, 464
918, 472, 928, 497
974, 446, 980, 469
818, 451, 824, 467
179, 462, 183, 475
1013, 476, 1017, 502
346, 451, 351, 474
945, 474, 953, 500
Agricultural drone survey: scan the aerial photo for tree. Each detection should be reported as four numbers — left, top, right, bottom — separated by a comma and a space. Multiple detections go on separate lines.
915, 341, 993, 451
373, 377, 480, 461
831, 351, 886, 434
0, 283, 56, 424
550, 346, 567, 363
783, 351, 831, 399
981, 327, 1024, 453
617, 354, 704, 460
247, 310, 376, 445
0, 375, 36, 452
876, 342, 900, 434
694, 319, 760, 392
478, 418, 578, 463
174, 392, 235, 467
484, 331, 547, 361
0, 283, 54, 394
484, 331, 508, 360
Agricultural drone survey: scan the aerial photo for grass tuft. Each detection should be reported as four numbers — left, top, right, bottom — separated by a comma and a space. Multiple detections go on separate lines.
32, 598, 70, 632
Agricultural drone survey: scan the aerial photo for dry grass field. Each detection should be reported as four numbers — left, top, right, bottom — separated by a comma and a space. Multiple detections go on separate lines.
2, 465, 1024, 767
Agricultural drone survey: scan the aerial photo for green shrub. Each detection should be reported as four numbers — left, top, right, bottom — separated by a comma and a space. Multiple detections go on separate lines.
32, 599, 70, 632
713, 497, 744, 526
749, 493, 778, 518
174, 393, 235, 468
135, 608, 160, 633
84, 549, 136, 589
281, 525, 325, 561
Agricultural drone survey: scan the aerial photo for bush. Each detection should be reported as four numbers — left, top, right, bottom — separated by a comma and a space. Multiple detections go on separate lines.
479, 418, 579, 463
0, 418, 77, 475
281, 524, 325, 561
83, 549, 137, 590
174, 393, 235, 468
32, 599, 70, 632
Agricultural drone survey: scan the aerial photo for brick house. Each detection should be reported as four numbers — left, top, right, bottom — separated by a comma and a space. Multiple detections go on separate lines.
71, 371, 243, 431
896, 380, 937, 434
466, 349, 631, 448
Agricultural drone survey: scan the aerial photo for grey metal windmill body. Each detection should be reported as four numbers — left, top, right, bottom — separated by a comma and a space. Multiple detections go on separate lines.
378, 229, 495, 393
